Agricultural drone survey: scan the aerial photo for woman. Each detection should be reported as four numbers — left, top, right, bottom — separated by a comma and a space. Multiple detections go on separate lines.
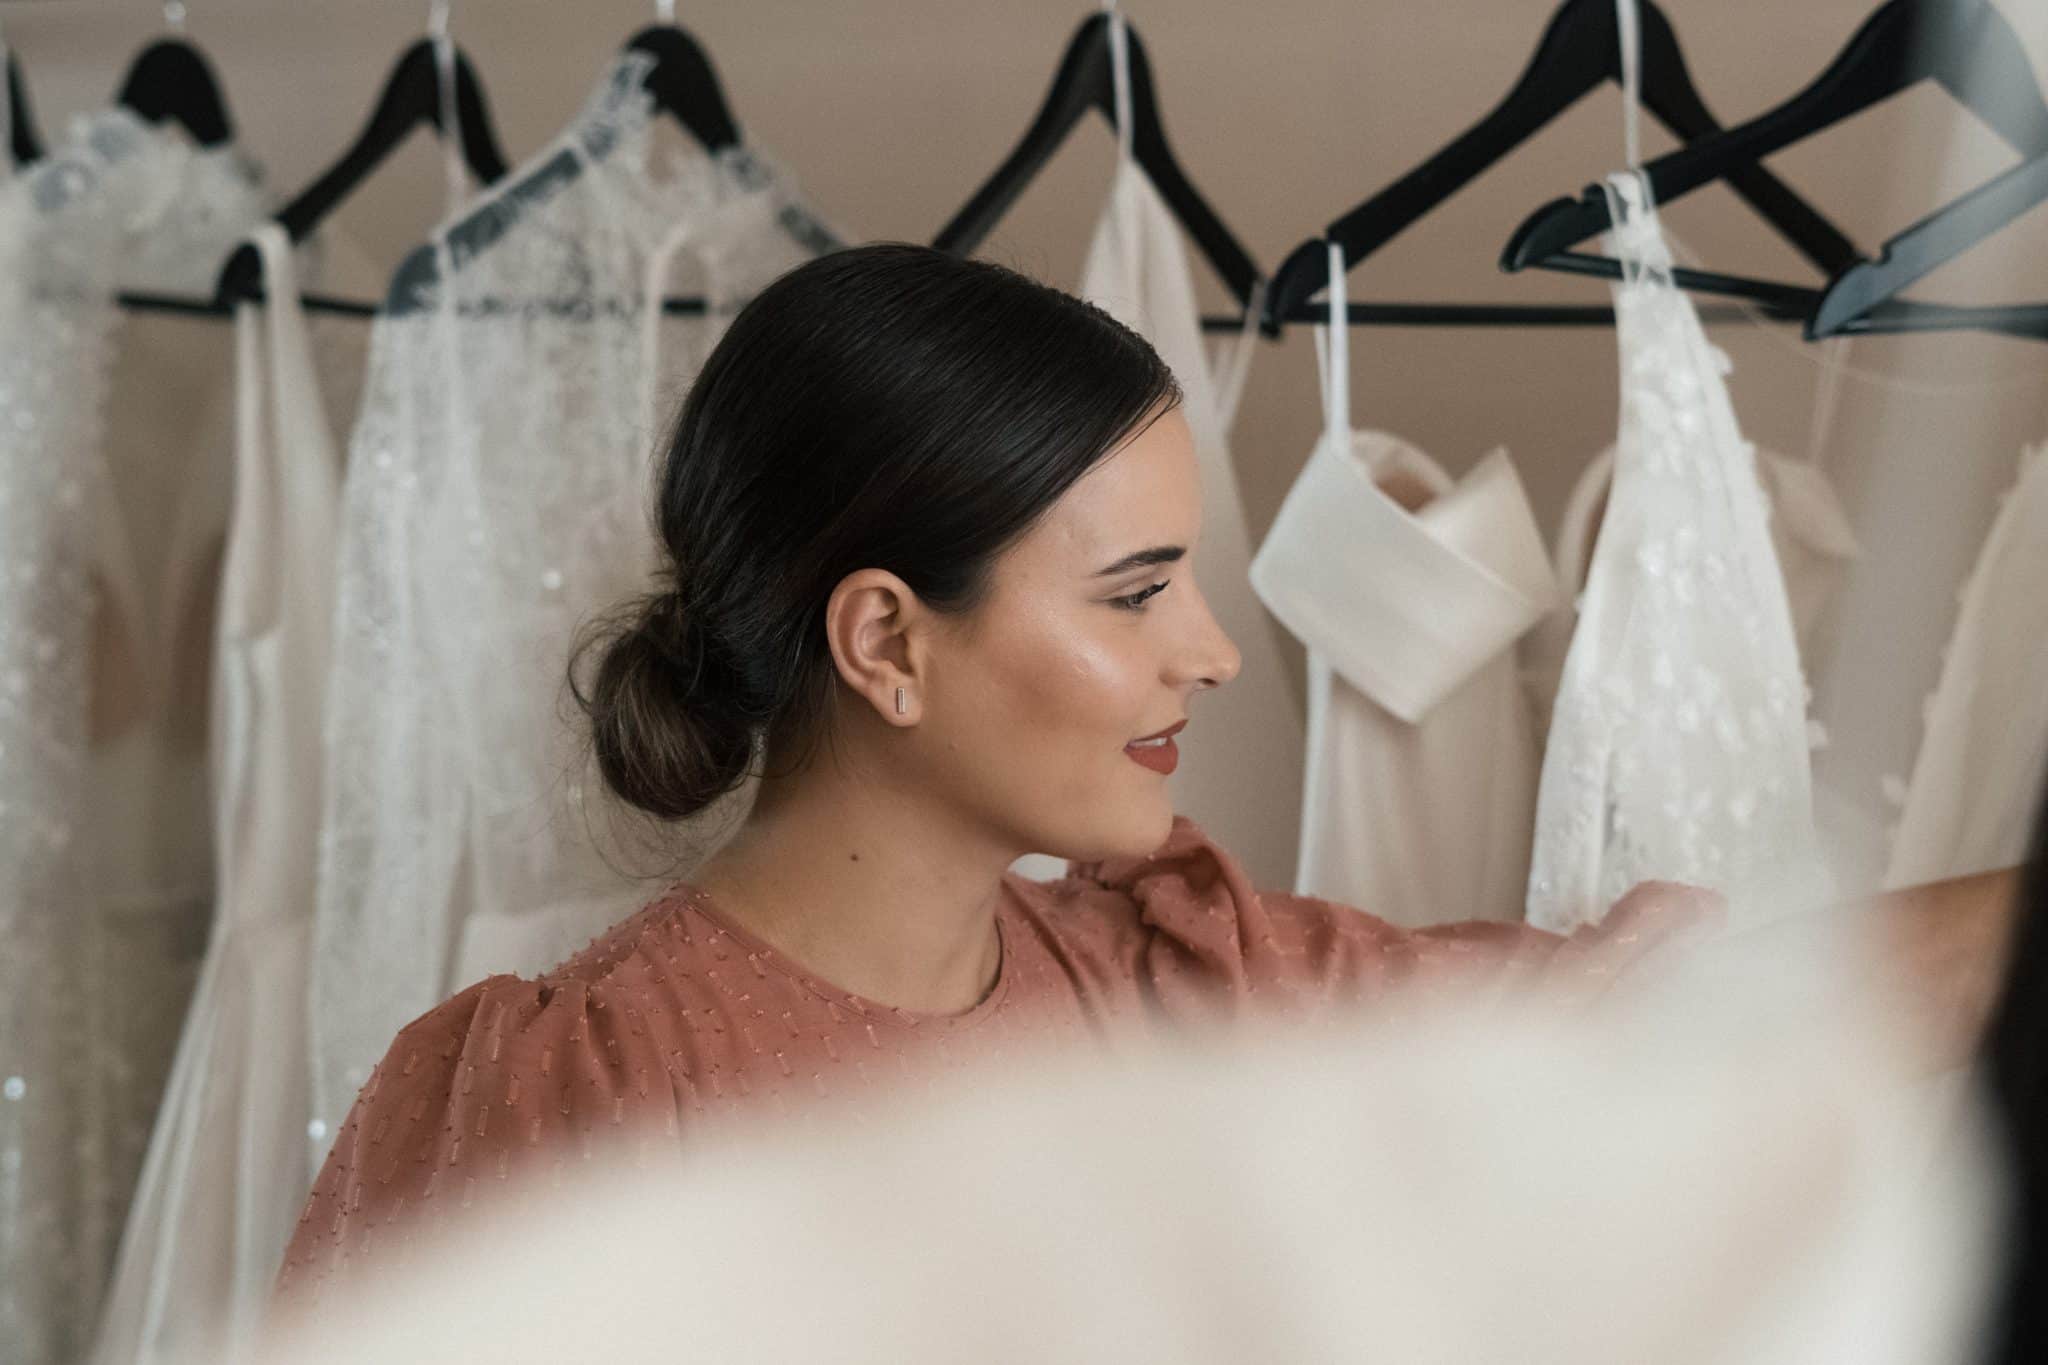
277, 244, 2009, 1302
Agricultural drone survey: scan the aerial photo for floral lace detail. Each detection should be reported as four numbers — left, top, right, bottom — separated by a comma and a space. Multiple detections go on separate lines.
0, 109, 265, 1365
1526, 172, 1827, 933
310, 55, 835, 1145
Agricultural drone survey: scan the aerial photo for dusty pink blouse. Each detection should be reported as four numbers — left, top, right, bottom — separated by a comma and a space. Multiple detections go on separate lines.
278, 816, 1701, 1301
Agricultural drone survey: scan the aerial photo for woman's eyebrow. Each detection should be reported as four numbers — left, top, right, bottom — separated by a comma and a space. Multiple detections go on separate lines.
1092, 545, 1185, 577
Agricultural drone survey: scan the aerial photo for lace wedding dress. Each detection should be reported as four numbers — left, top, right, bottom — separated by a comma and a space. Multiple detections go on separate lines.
1525, 165, 1826, 932
1522, 441, 1860, 743
0, 109, 266, 1365
310, 53, 834, 1147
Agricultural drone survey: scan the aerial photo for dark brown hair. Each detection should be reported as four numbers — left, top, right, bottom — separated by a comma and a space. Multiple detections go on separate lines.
572, 243, 1179, 823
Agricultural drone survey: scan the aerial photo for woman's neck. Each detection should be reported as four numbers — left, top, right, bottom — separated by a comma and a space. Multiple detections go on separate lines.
688, 756, 1013, 1016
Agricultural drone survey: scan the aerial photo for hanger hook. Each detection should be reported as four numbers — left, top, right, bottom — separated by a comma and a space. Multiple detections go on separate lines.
163, 0, 188, 32
655, 0, 677, 22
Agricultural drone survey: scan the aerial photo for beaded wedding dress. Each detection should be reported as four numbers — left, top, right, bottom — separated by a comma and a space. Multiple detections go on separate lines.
309, 53, 834, 1148
0, 109, 266, 1365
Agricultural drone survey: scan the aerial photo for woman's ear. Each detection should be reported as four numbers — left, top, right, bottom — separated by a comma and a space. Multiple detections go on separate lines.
824, 568, 926, 726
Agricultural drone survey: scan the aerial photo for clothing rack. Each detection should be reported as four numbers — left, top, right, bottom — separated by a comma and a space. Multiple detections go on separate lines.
114, 288, 718, 319
118, 288, 376, 318
111, 288, 1801, 330
1200, 299, 1805, 331
80, 0, 2039, 339
113, 299, 1806, 328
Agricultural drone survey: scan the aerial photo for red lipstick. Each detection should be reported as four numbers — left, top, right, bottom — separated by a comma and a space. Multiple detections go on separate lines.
1124, 718, 1186, 775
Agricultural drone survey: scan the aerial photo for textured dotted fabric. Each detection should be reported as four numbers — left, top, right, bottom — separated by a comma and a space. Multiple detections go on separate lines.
278, 816, 1697, 1302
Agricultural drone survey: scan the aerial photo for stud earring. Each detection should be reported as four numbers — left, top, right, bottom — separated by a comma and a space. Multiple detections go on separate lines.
895, 686, 907, 715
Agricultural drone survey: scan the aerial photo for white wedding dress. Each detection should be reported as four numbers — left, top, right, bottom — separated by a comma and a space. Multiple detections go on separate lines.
90, 225, 349, 1365
1523, 442, 1861, 744
310, 53, 835, 1146
0, 108, 266, 1365
1797, 333, 2038, 890
1884, 439, 2048, 887
1251, 243, 1557, 926
1524, 31, 1828, 932
1039, 11, 1302, 890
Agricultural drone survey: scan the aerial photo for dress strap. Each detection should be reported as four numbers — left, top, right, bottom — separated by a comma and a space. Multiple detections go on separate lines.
428, 1, 468, 217
1614, 0, 1642, 173
1599, 0, 1665, 282
1105, 2, 1134, 165
1211, 276, 1264, 434
1102, 1, 1261, 436
223, 223, 321, 640
1315, 239, 1351, 442
1103, 4, 1145, 301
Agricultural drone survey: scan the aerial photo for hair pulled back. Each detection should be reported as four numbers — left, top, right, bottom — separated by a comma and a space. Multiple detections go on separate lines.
573, 243, 1180, 822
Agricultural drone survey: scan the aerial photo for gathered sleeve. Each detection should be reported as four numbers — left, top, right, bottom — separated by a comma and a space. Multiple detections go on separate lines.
276, 970, 679, 1307
1063, 816, 1718, 1025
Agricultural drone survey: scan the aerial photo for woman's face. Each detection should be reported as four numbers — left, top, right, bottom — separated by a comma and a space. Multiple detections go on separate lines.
918, 402, 1242, 864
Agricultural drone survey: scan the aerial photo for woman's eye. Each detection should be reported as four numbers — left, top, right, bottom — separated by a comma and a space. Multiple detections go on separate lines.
1110, 581, 1169, 611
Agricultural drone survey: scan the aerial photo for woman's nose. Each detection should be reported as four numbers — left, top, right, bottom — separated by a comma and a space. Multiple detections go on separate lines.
1199, 635, 1242, 690
1188, 595, 1242, 691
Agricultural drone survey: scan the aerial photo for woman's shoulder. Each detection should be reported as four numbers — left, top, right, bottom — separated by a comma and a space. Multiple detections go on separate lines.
278, 894, 692, 1302
373, 888, 700, 1117
359, 889, 689, 1059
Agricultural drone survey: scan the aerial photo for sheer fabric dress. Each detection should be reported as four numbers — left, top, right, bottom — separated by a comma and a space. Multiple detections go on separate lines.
1526, 169, 1827, 932
310, 54, 837, 1149
0, 109, 266, 1365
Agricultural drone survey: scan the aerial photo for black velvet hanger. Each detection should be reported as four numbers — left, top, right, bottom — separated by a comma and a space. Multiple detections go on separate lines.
1501, 0, 2048, 332
7, 50, 41, 165
207, 36, 508, 309
932, 11, 1261, 312
115, 36, 233, 147
626, 22, 740, 151
1261, 0, 1853, 334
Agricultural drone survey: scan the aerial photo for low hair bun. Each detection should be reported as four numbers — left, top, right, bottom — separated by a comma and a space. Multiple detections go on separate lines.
572, 591, 758, 822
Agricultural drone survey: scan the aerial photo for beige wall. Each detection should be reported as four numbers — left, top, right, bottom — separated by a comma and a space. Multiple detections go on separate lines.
10, 0, 2048, 709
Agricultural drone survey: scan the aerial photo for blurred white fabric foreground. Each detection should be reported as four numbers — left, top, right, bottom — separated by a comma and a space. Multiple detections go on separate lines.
255, 908, 2002, 1365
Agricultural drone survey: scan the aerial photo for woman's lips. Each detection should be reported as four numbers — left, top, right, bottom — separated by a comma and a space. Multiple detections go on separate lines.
1124, 718, 1186, 775
1123, 736, 1179, 774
